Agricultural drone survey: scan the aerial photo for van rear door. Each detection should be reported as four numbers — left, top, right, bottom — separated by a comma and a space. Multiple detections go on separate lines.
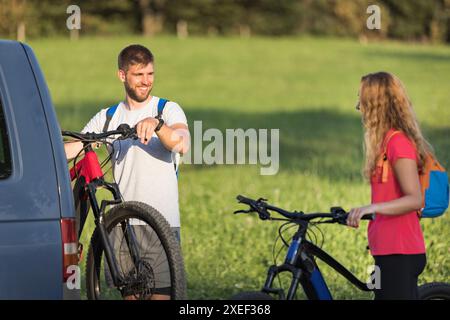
0, 40, 77, 299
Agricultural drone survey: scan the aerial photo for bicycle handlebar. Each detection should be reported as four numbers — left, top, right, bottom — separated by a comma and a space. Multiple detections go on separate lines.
62, 124, 137, 141
235, 195, 374, 224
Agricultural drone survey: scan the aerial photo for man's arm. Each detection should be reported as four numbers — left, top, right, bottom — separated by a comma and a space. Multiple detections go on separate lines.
64, 141, 84, 160
136, 118, 190, 154
156, 123, 190, 154
64, 109, 105, 160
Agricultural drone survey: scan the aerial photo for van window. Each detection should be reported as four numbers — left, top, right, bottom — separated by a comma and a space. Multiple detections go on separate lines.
0, 100, 12, 179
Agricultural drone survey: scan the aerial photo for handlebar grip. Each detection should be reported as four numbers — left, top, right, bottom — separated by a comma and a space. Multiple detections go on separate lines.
116, 123, 135, 134
361, 213, 375, 221
236, 195, 252, 204
339, 212, 375, 225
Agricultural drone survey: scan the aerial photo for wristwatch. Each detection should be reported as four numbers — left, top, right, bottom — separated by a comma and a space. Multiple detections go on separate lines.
155, 117, 164, 132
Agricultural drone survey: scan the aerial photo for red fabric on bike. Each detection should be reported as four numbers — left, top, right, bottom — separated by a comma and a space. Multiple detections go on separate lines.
368, 129, 426, 256
84, 151, 104, 182
70, 151, 103, 183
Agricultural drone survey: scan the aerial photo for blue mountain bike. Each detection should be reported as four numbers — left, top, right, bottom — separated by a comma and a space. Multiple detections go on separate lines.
231, 195, 450, 300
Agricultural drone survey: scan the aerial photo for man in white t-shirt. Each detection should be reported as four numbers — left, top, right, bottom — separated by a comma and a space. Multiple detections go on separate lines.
64, 44, 190, 300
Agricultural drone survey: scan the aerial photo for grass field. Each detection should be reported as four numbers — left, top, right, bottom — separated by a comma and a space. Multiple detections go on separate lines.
30, 35, 450, 299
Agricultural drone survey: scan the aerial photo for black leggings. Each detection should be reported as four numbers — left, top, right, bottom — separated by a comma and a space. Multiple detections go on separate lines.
373, 254, 426, 300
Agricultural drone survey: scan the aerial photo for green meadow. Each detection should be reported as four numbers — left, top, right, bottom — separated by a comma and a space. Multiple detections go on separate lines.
30, 36, 449, 299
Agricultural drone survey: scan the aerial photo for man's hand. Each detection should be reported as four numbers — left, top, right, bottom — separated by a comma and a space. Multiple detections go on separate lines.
136, 117, 159, 145
135, 118, 190, 154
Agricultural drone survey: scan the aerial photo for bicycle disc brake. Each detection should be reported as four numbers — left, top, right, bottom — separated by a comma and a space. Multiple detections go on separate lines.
121, 260, 155, 299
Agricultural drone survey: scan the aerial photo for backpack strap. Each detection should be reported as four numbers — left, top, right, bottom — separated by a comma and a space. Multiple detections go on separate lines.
156, 98, 169, 120
102, 103, 119, 133
156, 98, 180, 176
104, 99, 167, 133
377, 130, 401, 183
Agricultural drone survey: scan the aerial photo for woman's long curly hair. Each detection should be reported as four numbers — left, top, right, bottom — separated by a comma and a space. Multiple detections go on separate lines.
359, 72, 432, 180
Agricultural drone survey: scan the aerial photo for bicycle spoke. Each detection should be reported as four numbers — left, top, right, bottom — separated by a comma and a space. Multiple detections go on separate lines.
87, 203, 185, 300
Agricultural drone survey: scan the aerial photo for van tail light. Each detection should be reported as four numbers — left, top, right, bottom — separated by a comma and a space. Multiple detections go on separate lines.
61, 218, 79, 282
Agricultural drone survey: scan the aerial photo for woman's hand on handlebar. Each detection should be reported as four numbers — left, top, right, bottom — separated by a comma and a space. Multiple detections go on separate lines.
347, 204, 376, 228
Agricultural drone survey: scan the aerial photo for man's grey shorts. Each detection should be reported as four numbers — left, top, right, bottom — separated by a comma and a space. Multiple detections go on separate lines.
105, 225, 181, 296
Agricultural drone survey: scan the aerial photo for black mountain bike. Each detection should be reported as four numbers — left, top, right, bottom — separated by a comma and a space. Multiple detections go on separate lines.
231, 195, 450, 300
62, 124, 186, 300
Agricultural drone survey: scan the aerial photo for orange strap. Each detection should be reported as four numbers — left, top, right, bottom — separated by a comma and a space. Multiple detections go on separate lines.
379, 130, 401, 183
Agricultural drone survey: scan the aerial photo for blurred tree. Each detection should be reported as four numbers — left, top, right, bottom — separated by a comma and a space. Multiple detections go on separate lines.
0, 0, 28, 39
135, 0, 166, 36
447, 0, 450, 42
382, 0, 447, 42
244, 0, 302, 36
76, 0, 136, 35
296, 0, 390, 39
0, 0, 448, 43
165, 0, 243, 36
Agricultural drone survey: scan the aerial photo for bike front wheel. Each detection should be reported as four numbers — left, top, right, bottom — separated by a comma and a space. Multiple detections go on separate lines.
85, 201, 187, 300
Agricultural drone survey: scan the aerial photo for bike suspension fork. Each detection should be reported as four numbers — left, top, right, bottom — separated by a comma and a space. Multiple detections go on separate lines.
87, 183, 124, 286
120, 221, 142, 266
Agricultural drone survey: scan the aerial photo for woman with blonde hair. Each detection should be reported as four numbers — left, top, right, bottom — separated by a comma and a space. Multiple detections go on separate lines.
347, 72, 429, 300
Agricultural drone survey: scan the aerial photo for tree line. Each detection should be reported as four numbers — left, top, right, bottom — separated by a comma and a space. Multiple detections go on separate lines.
1, 0, 449, 43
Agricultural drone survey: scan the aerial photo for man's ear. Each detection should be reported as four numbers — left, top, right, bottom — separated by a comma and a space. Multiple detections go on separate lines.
118, 69, 126, 82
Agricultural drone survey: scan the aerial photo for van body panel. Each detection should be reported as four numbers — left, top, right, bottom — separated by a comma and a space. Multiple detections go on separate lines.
0, 40, 79, 299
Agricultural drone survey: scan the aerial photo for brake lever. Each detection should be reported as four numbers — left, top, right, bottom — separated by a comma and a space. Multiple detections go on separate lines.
233, 207, 270, 220
117, 131, 138, 141
258, 209, 271, 220
234, 209, 254, 214
330, 206, 348, 224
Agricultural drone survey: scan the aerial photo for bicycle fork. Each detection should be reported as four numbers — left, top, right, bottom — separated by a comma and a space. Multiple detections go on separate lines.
262, 226, 333, 300
87, 180, 127, 287
262, 232, 305, 300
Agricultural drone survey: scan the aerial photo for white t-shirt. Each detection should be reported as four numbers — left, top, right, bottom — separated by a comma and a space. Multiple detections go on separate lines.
81, 96, 188, 227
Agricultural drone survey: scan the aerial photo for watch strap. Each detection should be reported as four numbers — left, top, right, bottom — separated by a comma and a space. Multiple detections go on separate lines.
155, 117, 164, 132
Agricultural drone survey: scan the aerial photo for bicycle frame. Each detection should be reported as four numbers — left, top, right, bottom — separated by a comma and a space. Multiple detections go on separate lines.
261, 220, 373, 300
70, 145, 141, 289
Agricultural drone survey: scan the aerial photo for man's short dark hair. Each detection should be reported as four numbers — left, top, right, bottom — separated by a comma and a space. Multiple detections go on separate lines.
118, 44, 154, 71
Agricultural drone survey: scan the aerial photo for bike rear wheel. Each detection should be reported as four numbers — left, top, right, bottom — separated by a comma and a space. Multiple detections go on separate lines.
86, 201, 186, 300
230, 291, 275, 300
418, 282, 450, 300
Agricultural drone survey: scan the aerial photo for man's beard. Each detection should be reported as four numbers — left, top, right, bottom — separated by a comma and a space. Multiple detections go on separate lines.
124, 81, 152, 103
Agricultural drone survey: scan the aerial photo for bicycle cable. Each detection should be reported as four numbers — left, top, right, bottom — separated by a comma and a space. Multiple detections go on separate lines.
65, 131, 135, 204
273, 222, 298, 295
98, 139, 116, 179
65, 136, 118, 195
311, 221, 325, 249
69, 140, 96, 181
306, 227, 317, 247
110, 139, 126, 202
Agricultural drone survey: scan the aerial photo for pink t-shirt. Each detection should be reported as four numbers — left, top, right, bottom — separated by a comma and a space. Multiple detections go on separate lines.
368, 129, 426, 256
